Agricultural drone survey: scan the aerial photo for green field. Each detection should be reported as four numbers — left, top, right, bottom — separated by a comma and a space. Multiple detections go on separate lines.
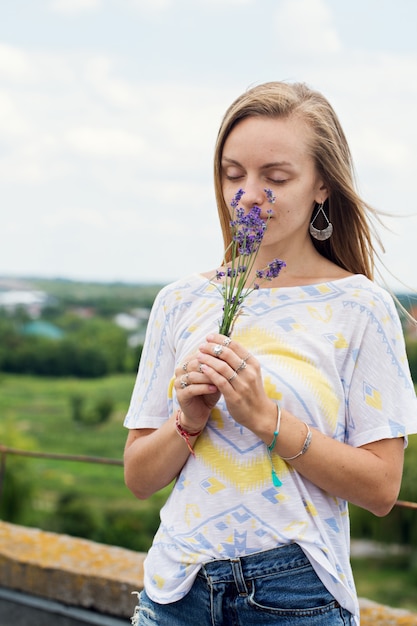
1, 373, 417, 611
352, 553, 417, 613
0, 373, 171, 550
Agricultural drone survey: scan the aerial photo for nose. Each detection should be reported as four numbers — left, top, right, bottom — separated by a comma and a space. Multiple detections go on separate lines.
240, 180, 265, 209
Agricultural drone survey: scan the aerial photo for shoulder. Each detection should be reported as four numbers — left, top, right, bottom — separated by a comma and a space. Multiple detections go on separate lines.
334, 275, 403, 329
153, 273, 212, 304
339, 275, 396, 305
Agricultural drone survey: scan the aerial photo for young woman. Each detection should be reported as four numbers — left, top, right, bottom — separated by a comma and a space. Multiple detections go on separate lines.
124, 81, 417, 625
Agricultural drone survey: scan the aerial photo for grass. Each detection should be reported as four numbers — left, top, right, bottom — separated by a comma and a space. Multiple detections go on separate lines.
0, 373, 140, 512
352, 554, 417, 613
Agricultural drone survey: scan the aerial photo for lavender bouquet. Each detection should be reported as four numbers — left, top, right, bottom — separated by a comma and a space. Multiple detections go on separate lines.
214, 188, 286, 337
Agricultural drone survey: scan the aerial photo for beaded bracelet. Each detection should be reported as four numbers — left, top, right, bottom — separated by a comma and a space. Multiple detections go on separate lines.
175, 410, 202, 457
266, 402, 282, 487
280, 422, 312, 461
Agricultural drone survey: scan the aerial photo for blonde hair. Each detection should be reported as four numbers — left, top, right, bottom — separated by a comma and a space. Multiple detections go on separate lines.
214, 81, 383, 279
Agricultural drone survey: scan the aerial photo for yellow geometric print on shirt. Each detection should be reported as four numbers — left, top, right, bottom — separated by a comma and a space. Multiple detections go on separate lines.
364, 384, 382, 410
283, 520, 309, 540
194, 425, 290, 494
200, 476, 226, 494
331, 333, 349, 349
168, 376, 175, 400
232, 326, 340, 432
185, 503, 202, 527
152, 573, 166, 589
303, 498, 318, 516
187, 301, 218, 334
307, 303, 333, 323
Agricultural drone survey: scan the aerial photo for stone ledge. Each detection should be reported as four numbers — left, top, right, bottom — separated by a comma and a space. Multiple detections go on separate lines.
1, 521, 417, 624
359, 598, 417, 626
0, 521, 143, 618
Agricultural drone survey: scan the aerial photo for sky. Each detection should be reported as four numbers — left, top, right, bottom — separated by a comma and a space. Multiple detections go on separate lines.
1, 0, 417, 290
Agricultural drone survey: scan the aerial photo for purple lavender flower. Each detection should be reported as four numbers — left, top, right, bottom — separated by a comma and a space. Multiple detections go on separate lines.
230, 188, 245, 209
213, 188, 286, 336
264, 188, 276, 204
266, 258, 286, 279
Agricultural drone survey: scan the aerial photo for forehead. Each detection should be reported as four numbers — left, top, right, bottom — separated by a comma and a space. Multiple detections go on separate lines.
222, 115, 314, 164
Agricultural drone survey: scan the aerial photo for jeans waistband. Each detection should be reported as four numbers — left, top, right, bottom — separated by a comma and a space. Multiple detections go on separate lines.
199, 543, 308, 586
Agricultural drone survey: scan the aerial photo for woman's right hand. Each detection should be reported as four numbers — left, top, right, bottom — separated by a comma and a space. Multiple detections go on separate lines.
174, 353, 221, 432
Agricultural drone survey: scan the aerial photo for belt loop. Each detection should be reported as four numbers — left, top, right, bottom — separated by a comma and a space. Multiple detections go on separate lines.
230, 558, 248, 596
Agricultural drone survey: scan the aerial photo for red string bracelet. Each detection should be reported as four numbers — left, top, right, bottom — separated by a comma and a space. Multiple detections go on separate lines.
175, 410, 202, 457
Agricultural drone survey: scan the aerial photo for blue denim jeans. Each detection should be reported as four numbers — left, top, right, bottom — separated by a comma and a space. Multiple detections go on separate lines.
132, 543, 353, 625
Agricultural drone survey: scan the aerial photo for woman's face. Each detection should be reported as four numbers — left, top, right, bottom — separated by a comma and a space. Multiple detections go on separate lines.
220, 115, 328, 255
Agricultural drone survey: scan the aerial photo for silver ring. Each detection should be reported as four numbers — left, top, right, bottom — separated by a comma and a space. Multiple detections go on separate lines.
236, 359, 247, 373
213, 344, 223, 357
243, 352, 251, 362
222, 337, 232, 346
198, 363, 204, 373
180, 374, 189, 389
228, 372, 237, 383
182, 362, 189, 372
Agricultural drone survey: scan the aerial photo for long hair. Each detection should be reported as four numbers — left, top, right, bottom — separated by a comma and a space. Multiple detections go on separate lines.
213, 81, 383, 279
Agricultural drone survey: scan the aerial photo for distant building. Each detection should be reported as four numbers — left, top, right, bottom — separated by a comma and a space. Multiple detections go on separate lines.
22, 320, 64, 340
114, 309, 150, 347
0, 289, 49, 317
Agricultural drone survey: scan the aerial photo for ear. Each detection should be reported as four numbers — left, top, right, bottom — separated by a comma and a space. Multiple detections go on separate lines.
315, 182, 329, 205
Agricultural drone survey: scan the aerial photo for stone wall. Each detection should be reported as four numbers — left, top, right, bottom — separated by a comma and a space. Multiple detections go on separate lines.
1, 520, 417, 625
0, 521, 143, 619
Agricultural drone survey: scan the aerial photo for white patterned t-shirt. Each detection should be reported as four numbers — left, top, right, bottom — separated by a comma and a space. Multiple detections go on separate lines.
124, 273, 417, 624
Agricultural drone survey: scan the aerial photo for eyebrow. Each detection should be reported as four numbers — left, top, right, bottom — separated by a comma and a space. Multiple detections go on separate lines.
221, 157, 294, 169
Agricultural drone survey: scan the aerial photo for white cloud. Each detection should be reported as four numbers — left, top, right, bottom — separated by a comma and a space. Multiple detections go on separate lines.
0, 44, 34, 83
128, 0, 173, 13
0, 91, 31, 136
197, 0, 252, 4
83, 56, 144, 108
49, 0, 101, 15
65, 127, 145, 158
274, 0, 342, 56
42, 206, 108, 228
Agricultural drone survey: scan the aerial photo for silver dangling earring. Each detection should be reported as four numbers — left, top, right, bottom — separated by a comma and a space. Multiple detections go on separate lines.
309, 203, 333, 241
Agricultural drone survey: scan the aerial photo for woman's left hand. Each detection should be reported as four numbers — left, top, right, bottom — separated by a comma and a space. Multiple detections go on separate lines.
197, 333, 273, 433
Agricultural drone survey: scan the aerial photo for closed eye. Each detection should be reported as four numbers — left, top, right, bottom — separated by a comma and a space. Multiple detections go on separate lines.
225, 174, 244, 181
267, 178, 287, 184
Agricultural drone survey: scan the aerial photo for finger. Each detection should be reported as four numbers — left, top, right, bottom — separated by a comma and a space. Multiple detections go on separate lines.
205, 334, 234, 349
178, 373, 190, 390
234, 352, 252, 372
199, 341, 233, 362
179, 381, 219, 398
199, 362, 241, 395
198, 342, 254, 378
175, 354, 202, 378
176, 366, 219, 393
202, 335, 252, 364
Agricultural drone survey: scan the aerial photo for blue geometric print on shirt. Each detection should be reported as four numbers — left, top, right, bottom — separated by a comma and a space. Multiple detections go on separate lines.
325, 518, 340, 533
389, 419, 406, 437
262, 486, 282, 504
170, 504, 289, 550
345, 300, 412, 389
